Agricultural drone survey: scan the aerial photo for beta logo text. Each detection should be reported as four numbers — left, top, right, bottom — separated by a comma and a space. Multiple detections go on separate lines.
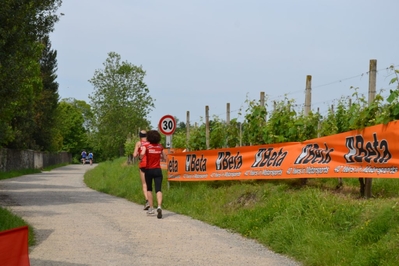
168, 157, 178, 172
215, 151, 242, 170
344, 133, 391, 163
294, 143, 333, 165
185, 154, 207, 172
251, 148, 287, 168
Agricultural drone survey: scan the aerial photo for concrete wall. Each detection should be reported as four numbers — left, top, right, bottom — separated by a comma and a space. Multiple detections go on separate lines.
0, 148, 72, 172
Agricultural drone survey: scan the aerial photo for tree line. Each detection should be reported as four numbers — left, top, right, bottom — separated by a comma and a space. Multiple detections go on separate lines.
1, 1, 155, 163
1, 0, 62, 151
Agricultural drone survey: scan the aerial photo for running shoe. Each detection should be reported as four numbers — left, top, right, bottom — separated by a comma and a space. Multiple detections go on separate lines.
157, 207, 162, 219
147, 208, 155, 215
144, 200, 150, 210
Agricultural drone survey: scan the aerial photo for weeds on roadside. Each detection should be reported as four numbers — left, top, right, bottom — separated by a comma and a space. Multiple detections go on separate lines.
0, 169, 41, 180
85, 157, 399, 266
0, 206, 36, 246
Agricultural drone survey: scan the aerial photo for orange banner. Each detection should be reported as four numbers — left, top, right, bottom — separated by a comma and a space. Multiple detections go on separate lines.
161, 148, 185, 170
0, 226, 30, 266
167, 121, 399, 181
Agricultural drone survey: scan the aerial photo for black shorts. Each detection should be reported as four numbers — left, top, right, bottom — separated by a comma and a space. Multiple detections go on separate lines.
145, 168, 163, 192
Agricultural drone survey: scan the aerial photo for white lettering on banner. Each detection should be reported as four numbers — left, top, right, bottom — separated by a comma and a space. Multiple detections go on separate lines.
286, 167, 329, 175
244, 169, 283, 176
168, 174, 181, 179
183, 174, 208, 179
362, 166, 398, 174
211, 172, 242, 178
334, 165, 399, 175
305, 166, 330, 174
287, 167, 306, 175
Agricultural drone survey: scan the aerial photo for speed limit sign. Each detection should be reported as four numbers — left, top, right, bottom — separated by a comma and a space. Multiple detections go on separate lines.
158, 115, 176, 135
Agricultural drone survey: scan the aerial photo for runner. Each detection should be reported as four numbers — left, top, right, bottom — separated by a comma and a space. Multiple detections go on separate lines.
81, 150, 87, 164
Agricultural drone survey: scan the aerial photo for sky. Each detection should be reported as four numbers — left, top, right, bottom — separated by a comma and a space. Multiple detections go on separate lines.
50, 0, 399, 129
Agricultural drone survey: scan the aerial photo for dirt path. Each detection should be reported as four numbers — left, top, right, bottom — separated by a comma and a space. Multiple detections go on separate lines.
0, 165, 300, 266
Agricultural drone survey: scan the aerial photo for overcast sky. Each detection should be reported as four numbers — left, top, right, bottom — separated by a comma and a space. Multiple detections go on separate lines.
50, 0, 399, 128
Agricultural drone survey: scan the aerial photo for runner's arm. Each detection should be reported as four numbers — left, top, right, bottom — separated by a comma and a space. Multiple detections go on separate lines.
161, 149, 167, 162
139, 146, 146, 160
133, 141, 140, 157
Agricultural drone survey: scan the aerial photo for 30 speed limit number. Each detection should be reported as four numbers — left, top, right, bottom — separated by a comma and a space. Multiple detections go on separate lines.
158, 115, 176, 135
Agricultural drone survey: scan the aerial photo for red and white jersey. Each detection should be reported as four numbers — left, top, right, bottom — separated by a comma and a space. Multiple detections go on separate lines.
145, 143, 164, 169
138, 140, 149, 168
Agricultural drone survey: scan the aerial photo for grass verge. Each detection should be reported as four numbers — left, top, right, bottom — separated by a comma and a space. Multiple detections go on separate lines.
85, 157, 399, 266
0, 166, 66, 246
0, 169, 41, 181
3, 160, 399, 265
0, 208, 36, 246
1, 168, 41, 246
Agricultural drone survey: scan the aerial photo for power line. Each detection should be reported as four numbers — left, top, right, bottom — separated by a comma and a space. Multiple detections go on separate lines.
187, 64, 399, 123
313, 64, 399, 89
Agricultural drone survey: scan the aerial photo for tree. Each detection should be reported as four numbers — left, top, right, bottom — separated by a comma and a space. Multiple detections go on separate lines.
54, 99, 88, 161
241, 97, 267, 145
209, 116, 233, 149
89, 52, 154, 159
167, 118, 187, 149
33, 35, 60, 151
188, 123, 207, 151
0, 0, 62, 148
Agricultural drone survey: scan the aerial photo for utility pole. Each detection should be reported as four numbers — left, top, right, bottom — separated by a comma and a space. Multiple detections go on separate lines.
186, 111, 190, 151
302, 75, 312, 185
364, 59, 377, 198
205, 105, 210, 149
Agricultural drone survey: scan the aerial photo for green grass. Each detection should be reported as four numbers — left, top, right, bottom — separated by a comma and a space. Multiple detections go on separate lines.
0, 208, 36, 246
85, 157, 399, 266
0, 163, 68, 181
2, 160, 399, 265
1, 170, 38, 245
0, 169, 41, 180
0, 167, 63, 246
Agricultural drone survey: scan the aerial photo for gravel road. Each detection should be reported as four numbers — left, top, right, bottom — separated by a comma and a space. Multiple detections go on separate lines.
0, 164, 301, 266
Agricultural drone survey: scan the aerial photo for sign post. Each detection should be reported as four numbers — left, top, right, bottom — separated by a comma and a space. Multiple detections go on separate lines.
165, 135, 171, 148
158, 115, 176, 136
158, 115, 176, 189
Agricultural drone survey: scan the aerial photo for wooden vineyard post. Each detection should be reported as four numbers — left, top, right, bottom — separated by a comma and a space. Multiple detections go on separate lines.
364, 59, 377, 198
302, 75, 312, 185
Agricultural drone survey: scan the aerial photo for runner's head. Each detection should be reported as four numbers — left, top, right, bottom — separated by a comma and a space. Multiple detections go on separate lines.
147, 130, 161, 144
139, 130, 147, 138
